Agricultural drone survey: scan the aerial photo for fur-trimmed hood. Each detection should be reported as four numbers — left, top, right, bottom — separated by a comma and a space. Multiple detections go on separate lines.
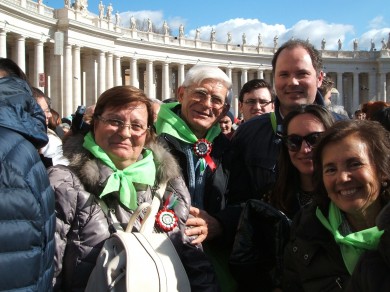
62, 133, 182, 192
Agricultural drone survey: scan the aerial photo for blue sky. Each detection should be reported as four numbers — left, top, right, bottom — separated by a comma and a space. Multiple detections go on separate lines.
43, 0, 390, 51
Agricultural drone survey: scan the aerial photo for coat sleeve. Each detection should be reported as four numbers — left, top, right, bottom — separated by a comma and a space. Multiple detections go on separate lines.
47, 165, 82, 287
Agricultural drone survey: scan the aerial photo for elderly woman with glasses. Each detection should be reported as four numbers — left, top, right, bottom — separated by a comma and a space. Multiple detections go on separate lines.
283, 119, 390, 291
49, 86, 218, 291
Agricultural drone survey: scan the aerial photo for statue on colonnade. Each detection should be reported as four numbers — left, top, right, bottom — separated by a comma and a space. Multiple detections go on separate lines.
338, 39, 342, 50
210, 28, 216, 42
321, 38, 326, 50
381, 38, 387, 50
353, 39, 358, 51
370, 39, 375, 51
242, 33, 246, 45
98, 0, 104, 19
130, 15, 136, 30
227, 32, 232, 43
195, 28, 200, 40
115, 11, 120, 26
106, 3, 113, 22
163, 21, 169, 35
258, 33, 262, 47
179, 24, 184, 37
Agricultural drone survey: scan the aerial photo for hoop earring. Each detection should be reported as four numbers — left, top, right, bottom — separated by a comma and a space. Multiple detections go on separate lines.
382, 181, 388, 188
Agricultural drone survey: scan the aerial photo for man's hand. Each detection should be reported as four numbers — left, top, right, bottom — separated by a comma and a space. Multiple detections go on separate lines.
185, 206, 222, 244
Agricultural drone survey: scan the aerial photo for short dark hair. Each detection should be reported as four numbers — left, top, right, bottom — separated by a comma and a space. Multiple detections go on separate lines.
313, 120, 390, 205
238, 79, 275, 103
272, 39, 323, 76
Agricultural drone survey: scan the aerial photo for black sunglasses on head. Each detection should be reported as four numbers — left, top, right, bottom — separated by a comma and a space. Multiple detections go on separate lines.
282, 132, 323, 152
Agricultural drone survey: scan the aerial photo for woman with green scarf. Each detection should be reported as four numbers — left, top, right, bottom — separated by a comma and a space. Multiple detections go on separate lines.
283, 120, 390, 291
49, 86, 218, 291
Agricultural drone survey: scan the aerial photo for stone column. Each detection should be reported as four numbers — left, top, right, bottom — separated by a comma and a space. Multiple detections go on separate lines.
0, 30, 7, 58
146, 60, 154, 98
72, 45, 81, 108
226, 67, 232, 80
379, 72, 387, 101
337, 72, 344, 106
114, 55, 122, 86
241, 69, 248, 87
162, 61, 170, 100
16, 35, 26, 72
178, 63, 185, 87
34, 40, 44, 89
257, 69, 264, 79
106, 52, 113, 89
368, 71, 376, 101
353, 72, 360, 111
64, 43, 73, 116
98, 50, 106, 96
130, 57, 138, 88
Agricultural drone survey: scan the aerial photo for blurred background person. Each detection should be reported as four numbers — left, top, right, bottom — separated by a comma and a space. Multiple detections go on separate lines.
32, 87, 68, 167
0, 57, 55, 292
371, 107, 390, 131
238, 79, 274, 122
219, 110, 235, 139
283, 120, 390, 291
362, 101, 390, 120
354, 109, 366, 120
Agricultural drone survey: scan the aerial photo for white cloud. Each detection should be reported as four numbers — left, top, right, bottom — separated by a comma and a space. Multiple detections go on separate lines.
119, 11, 390, 51
369, 16, 386, 29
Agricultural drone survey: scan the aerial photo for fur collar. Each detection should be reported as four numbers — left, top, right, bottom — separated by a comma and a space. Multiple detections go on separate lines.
62, 133, 182, 191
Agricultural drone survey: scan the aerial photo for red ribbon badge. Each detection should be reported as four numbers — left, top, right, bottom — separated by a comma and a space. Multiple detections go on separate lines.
155, 193, 178, 232
193, 138, 216, 172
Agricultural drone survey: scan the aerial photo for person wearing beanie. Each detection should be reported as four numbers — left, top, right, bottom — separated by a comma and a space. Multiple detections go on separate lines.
219, 110, 235, 139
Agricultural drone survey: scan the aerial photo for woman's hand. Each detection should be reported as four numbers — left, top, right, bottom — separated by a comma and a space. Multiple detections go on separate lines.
185, 206, 222, 244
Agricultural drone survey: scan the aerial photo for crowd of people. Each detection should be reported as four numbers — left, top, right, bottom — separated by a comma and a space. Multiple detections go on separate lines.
1, 37, 390, 292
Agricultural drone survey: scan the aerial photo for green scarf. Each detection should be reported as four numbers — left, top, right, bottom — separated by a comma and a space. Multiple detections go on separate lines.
316, 201, 384, 274
155, 102, 221, 171
83, 132, 156, 210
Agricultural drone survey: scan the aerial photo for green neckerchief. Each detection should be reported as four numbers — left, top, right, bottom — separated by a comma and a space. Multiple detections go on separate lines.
83, 132, 156, 211
155, 102, 221, 171
316, 201, 384, 274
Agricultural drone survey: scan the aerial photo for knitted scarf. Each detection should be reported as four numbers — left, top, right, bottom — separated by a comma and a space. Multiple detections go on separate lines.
155, 102, 221, 172
83, 132, 156, 210
316, 201, 384, 274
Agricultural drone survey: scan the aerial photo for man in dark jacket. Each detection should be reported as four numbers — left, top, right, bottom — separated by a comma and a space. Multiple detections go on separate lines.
0, 75, 55, 291
228, 39, 347, 205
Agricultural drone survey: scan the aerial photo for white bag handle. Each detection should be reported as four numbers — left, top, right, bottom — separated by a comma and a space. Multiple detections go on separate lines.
125, 182, 167, 234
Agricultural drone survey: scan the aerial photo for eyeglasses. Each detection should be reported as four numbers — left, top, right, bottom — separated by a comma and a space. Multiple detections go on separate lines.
186, 88, 226, 110
243, 99, 273, 107
96, 116, 148, 136
282, 132, 323, 152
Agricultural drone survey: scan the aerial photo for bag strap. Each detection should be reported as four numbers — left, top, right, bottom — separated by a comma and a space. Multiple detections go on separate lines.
128, 182, 168, 234
96, 182, 168, 234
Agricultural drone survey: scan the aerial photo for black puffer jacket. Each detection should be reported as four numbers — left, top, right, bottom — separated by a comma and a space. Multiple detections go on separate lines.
50, 134, 218, 292
346, 202, 390, 291
283, 202, 350, 291
0, 77, 55, 291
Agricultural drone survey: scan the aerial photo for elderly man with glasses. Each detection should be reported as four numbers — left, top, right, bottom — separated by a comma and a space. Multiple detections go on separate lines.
155, 65, 237, 291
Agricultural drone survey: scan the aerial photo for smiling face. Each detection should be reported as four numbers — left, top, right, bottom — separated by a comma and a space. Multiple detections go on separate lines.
322, 134, 382, 219
94, 102, 148, 170
239, 87, 274, 121
287, 113, 326, 176
178, 78, 229, 138
274, 46, 323, 117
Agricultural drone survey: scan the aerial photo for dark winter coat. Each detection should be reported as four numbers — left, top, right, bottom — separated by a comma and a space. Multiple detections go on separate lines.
346, 202, 390, 291
0, 76, 55, 291
283, 202, 350, 291
50, 134, 218, 292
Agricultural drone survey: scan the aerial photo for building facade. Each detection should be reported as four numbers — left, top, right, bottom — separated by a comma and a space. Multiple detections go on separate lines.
1, 0, 389, 117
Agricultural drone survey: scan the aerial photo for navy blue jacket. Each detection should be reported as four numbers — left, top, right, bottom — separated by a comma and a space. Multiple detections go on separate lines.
0, 77, 55, 291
